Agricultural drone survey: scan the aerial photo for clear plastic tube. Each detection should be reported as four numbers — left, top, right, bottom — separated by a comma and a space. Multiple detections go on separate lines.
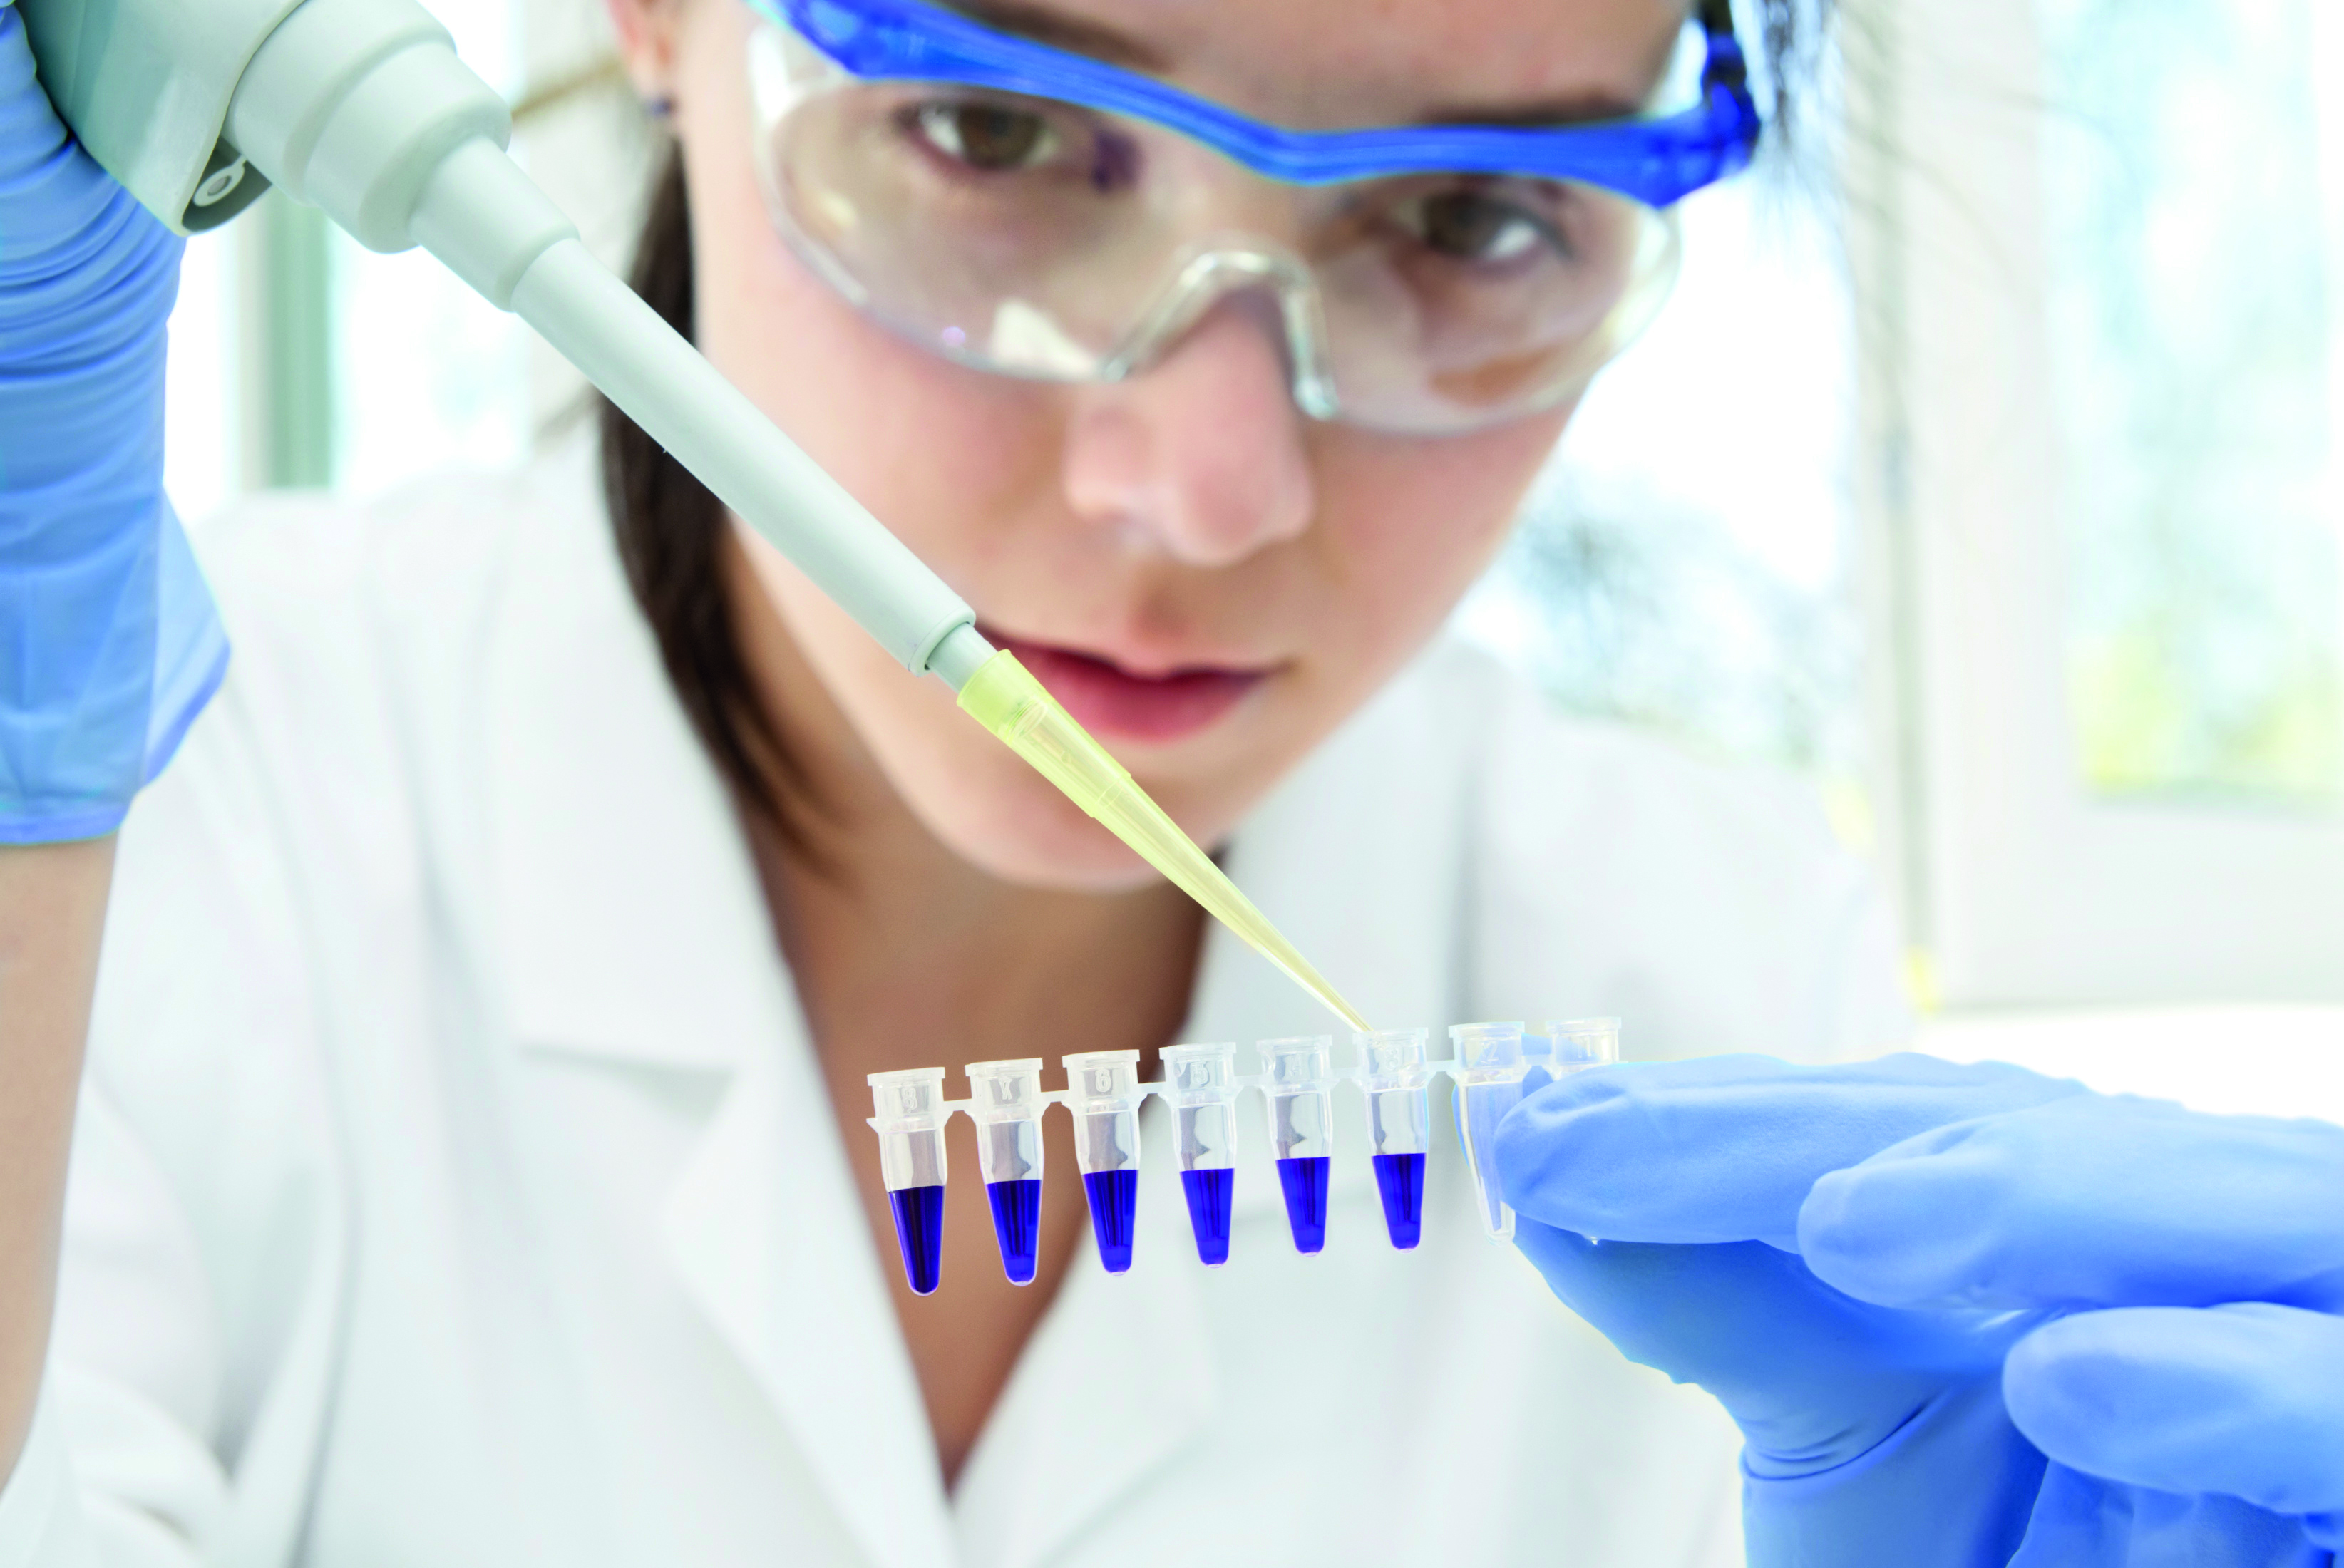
1161, 1041, 1243, 1266
1354, 1027, 1434, 1249
857, 1017, 1623, 1289
867, 1067, 951, 1294
1449, 1022, 1528, 1242
1063, 1050, 1146, 1274
965, 1058, 1047, 1286
1544, 1017, 1623, 1075
1258, 1035, 1337, 1254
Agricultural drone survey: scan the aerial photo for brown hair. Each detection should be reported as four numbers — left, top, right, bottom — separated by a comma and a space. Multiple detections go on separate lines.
598, 1, 1824, 836
598, 148, 819, 846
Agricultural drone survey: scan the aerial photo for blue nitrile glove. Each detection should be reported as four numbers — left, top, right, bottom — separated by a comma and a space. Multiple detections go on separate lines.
1496, 1054, 2344, 1567
1494, 1055, 2079, 1567
1807, 1090, 2344, 1566
0, 0, 227, 843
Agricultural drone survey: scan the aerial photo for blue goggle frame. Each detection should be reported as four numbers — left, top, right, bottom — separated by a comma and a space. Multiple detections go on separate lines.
752, 0, 1762, 207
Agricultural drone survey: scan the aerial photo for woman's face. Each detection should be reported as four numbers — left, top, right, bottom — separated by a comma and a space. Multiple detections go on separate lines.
626, 0, 1684, 889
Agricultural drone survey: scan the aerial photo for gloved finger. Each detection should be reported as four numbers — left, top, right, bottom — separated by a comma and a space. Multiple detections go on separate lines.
2004, 1304, 2344, 1522
2013, 1464, 2327, 1567
1799, 1093, 2344, 1311
2, 0, 107, 225
1495, 1053, 2084, 1249
1514, 1219, 2026, 1472
3, 1, 175, 328
1, 0, 201, 843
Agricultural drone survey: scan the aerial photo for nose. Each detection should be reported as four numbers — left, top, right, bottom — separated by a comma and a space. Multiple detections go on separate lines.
1059, 297, 1317, 569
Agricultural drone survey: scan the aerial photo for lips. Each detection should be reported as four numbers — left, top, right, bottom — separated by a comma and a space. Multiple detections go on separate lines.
985, 631, 1272, 743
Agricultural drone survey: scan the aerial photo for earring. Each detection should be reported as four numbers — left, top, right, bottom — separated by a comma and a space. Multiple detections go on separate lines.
645, 93, 676, 120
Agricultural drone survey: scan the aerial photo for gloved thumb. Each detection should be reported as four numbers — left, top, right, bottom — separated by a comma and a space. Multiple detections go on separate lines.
1513, 1218, 2011, 1473
2004, 1302, 2344, 1545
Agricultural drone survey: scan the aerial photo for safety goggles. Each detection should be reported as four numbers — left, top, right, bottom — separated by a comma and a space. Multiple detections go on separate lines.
745, 0, 1760, 433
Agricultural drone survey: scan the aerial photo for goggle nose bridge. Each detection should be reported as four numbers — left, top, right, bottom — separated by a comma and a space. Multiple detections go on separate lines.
1100, 243, 1344, 422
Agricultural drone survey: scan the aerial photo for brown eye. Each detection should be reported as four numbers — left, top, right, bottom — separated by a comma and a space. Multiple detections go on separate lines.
1402, 190, 1550, 263
911, 102, 1057, 171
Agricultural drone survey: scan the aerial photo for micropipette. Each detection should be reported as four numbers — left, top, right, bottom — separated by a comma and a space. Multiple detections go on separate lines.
21, 0, 1367, 1031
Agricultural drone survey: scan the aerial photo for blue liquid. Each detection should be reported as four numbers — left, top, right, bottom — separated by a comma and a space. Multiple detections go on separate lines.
986, 1178, 1042, 1286
887, 1184, 946, 1296
1276, 1155, 1331, 1253
1180, 1167, 1235, 1266
1372, 1152, 1427, 1249
1081, 1168, 1139, 1274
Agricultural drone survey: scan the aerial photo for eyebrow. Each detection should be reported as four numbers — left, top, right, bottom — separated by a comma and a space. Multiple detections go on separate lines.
946, 1, 1655, 131
946, 0, 1173, 73
1417, 14, 1690, 130
1414, 90, 1647, 130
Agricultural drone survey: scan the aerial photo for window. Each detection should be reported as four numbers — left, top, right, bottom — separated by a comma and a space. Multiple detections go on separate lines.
1854, 0, 2344, 1005
2047, 0, 2342, 805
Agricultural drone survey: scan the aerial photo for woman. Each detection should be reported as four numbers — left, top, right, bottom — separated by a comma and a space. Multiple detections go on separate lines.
0, 0, 1908, 1562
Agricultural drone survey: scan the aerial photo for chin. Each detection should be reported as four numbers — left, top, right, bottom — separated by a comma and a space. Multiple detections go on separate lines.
935, 811, 1168, 894
915, 774, 1221, 895
956, 840, 1168, 894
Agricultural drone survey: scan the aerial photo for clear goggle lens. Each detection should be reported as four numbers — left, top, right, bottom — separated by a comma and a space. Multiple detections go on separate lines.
750, 25, 1682, 433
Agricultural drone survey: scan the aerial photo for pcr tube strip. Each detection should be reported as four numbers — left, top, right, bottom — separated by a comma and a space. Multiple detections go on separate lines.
866, 1018, 1620, 1294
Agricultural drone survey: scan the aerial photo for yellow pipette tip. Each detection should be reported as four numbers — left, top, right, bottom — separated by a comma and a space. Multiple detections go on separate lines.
958, 650, 1371, 1032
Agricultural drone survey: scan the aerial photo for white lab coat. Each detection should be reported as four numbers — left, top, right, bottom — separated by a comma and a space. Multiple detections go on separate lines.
0, 445, 1910, 1568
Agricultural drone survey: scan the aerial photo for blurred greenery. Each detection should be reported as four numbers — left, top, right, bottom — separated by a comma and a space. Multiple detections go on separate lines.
2074, 633, 2343, 800
2043, 0, 2342, 805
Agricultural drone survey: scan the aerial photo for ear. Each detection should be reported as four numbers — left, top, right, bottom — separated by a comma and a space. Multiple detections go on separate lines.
603, 0, 684, 104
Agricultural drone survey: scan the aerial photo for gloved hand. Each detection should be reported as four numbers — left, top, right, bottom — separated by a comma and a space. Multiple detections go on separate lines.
1, 0, 227, 843
1496, 1053, 2344, 1567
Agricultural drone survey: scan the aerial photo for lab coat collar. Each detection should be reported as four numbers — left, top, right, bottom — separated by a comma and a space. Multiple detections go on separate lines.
487, 457, 773, 1076
664, 1036, 959, 1568
950, 1113, 1220, 1568
486, 453, 957, 1568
